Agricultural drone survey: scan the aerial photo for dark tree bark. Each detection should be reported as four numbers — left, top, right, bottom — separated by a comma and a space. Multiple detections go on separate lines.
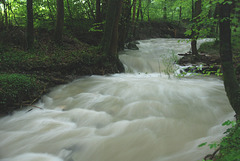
101, 0, 124, 72
219, 1, 240, 119
96, 0, 101, 22
147, 0, 151, 21
0, 9, 3, 29
132, 0, 137, 37
118, 0, 131, 50
66, 0, 73, 20
191, 0, 201, 56
55, 0, 64, 44
27, 0, 34, 49
179, 6, 182, 21
136, 0, 143, 21
101, 0, 108, 20
163, 0, 167, 20
3, 0, 8, 29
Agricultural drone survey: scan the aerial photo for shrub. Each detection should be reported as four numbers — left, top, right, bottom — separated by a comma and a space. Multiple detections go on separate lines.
0, 74, 40, 112
217, 120, 240, 161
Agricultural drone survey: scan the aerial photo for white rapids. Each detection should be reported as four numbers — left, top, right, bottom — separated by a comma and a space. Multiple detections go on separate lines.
0, 38, 234, 161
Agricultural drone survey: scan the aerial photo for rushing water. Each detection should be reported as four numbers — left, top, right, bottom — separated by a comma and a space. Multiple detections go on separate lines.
0, 38, 234, 161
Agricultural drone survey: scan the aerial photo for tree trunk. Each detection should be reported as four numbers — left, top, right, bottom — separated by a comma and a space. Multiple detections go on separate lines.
118, 0, 131, 50
101, 0, 124, 72
147, 0, 151, 21
27, 0, 34, 49
0, 9, 3, 29
137, 0, 143, 21
96, 0, 101, 22
101, 0, 108, 20
66, 0, 73, 20
191, 0, 201, 56
163, 0, 167, 20
219, 0, 240, 119
3, 0, 8, 29
132, 0, 137, 37
179, 6, 182, 21
55, 0, 64, 44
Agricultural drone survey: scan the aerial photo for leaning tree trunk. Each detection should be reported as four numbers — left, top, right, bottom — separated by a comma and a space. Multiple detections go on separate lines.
219, 0, 240, 119
55, 0, 64, 44
101, 0, 124, 72
27, 0, 34, 49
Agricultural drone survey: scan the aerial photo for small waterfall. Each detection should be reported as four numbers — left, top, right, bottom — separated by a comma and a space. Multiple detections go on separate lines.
0, 38, 233, 161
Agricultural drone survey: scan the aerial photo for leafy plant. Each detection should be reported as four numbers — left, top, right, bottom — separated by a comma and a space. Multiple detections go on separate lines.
199, 120, 240, 161
0, 73, 40, 109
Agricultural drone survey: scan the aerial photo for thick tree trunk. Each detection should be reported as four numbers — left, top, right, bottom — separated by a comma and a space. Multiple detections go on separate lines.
118, 0, 131, 50
101, 0, 124, 72
96, 0, 101, 22
27, 0, 34, 49
55, 0, 64, 44
219, 1, 240, 119
101, 0, 108, 20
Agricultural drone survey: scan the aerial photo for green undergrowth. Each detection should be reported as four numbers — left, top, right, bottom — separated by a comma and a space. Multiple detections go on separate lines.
200, 120, 240, 161
217, 120, 240, 161
0, 37, 119, 114
0, 42, 104, 74
0, 73, 42, 113
198, 41, 219, 55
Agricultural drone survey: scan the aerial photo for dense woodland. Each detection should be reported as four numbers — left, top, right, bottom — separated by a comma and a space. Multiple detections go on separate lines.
0, 0, 240, 160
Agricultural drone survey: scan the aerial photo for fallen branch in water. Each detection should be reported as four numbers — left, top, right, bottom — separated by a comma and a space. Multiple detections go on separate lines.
204, 147, 220, 161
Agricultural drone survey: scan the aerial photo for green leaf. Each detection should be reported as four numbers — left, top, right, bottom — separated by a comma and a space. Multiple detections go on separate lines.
198, 142, 207, 147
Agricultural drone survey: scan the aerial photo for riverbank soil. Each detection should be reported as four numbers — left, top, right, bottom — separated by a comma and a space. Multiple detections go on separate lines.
178, 40, 240, 82
0, 28, 118, 115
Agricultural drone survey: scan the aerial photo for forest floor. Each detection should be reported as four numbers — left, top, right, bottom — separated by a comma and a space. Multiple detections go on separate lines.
178, 41, 240, 81
0, 28, 118, 115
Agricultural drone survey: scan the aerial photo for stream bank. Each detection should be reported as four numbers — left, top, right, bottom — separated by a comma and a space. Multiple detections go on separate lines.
0, 20, 187, 115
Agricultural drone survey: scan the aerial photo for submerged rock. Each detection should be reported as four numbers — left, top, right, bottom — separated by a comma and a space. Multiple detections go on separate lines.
126, 41, 139, 50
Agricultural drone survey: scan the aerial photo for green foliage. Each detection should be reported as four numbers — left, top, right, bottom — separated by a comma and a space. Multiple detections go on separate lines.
217, 120, 240, 161
89, 21, 105, 32
0, 73, 40, 108
198, 41, 219, 55
198, 120, 240, 161
160, 51, 178, 78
